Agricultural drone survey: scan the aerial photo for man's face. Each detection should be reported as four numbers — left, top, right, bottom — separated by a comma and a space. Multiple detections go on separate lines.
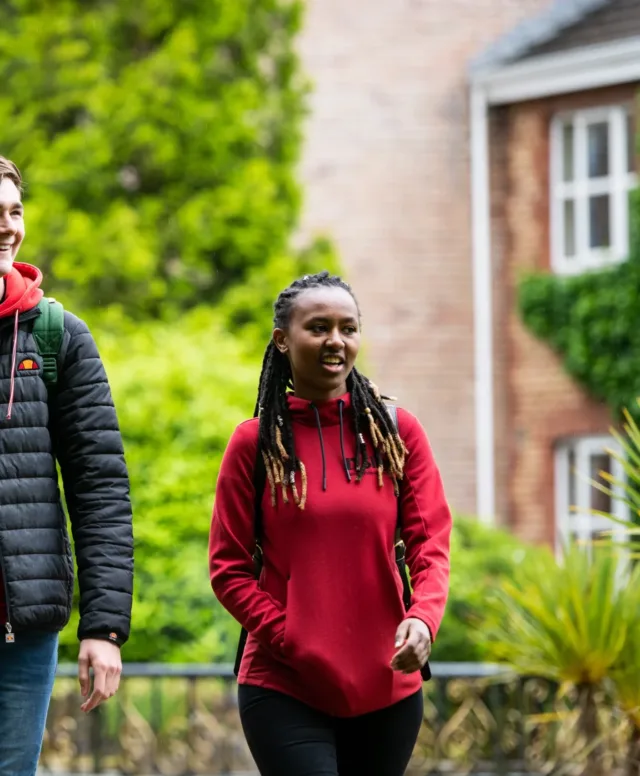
0, 178, 24, 278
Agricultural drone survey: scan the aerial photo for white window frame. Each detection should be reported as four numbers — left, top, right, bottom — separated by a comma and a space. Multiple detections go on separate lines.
554, 435, 628, 557
550, 105, 637, 276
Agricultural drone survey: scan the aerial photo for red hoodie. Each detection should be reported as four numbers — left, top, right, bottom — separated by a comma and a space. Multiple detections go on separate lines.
209, 393, 452, 717
0, 263, 44, 624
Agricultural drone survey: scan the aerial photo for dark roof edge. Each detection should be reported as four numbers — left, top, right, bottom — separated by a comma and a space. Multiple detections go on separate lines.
469, 0, 611, 75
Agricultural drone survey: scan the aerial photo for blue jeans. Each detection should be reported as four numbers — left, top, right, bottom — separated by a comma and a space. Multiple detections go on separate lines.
0, 631, 58, 776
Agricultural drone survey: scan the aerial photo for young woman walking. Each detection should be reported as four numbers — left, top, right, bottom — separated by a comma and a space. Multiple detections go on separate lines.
209, 271, 452, 776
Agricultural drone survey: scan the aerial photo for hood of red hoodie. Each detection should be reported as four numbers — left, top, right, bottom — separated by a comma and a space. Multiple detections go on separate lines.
287, 392, 352, 427
0, 263, 44, 319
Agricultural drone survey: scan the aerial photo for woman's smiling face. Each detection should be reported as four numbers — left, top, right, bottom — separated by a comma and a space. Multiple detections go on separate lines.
273, 286, 361, 402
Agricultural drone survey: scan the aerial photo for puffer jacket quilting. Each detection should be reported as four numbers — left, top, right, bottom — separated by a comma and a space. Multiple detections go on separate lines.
0, 306, 133, 644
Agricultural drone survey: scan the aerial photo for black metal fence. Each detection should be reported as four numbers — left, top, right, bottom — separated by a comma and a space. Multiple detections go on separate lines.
40, 662, 631, 775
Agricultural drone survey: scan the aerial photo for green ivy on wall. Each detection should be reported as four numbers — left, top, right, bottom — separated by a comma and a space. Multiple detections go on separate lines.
518, 190, 640, 421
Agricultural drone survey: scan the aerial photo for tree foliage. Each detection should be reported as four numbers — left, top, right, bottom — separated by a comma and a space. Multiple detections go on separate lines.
0, 0, 316, 317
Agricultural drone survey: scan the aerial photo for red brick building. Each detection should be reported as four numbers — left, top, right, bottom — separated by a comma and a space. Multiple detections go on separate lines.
298, 0, 639, 548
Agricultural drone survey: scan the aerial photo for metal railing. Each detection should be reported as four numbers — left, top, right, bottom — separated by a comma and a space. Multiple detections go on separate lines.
40, 662, 631, 775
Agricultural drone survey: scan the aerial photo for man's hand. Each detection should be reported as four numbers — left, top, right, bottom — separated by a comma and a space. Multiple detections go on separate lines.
391, 617, 432, 675
78, 639, 122, 713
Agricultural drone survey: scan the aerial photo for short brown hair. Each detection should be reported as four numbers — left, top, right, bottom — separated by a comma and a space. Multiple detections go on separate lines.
0, 156, 23, 195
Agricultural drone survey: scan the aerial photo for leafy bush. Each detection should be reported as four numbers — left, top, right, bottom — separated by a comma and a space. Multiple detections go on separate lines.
431, 516, 529, 662
482, 540, 640, 776
483, 544, 633, 682
572, 397, 640, 741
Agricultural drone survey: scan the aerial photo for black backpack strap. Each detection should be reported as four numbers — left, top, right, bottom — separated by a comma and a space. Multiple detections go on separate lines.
385, 402, 398, 432
233, 440, 267, 677
386, 402, 431, 682
384, 402, 402, 541
385, 403, 412, 611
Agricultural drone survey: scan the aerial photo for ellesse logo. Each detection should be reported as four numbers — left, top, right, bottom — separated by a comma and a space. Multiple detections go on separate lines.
17, 358, 41, 373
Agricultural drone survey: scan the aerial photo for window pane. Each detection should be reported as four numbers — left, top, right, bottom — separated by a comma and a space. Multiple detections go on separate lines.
590, 453, 611, 514
628, 114, 636, 173
564, 199, 576, 257
589, 195, 611, 248
562, 122, 574, 182
588, 122, 609, 178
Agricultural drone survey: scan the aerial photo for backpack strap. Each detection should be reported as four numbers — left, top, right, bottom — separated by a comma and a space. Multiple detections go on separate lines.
32, 297, 65, 387
385, 402, 398, 433
384, 403, 413, 610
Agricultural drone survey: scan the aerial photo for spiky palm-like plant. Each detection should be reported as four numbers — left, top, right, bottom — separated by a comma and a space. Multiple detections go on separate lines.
485, 545, 639, 776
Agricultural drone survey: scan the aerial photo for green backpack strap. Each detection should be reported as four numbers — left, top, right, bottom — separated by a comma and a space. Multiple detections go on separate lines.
33, 297, 65, 387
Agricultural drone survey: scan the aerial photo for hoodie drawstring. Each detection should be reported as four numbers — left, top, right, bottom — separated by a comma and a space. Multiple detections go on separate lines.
6, 310, 19, 420
310, 403, 328, 492
310, 401, 352, 491
338, 400, 351, 483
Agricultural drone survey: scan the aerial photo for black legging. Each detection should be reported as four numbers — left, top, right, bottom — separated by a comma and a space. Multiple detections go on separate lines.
238, 684, 424, 776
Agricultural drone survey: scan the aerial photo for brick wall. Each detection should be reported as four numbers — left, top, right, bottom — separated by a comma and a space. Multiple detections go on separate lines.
296, 0, 552, 517
494, 84, 638, 545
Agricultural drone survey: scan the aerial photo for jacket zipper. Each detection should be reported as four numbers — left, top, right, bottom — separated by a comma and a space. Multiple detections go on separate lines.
0, 308, 46, 643
0, 550, 14, 643
0, 307, 43, 642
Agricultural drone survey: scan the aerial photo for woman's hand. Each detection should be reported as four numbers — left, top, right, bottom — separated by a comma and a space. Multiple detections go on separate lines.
390, 618, 431, 674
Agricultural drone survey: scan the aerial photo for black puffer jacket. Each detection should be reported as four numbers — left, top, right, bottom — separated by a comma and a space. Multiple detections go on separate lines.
0, 301, 133, 645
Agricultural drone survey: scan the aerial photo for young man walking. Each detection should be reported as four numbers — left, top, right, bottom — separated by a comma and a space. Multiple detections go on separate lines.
0, 156, 134, 775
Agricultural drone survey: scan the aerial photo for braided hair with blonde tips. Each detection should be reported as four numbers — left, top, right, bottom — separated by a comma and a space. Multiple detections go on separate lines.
254, 271, 408, 509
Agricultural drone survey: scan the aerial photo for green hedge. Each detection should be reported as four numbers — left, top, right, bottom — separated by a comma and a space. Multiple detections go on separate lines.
432, 516, 529, 662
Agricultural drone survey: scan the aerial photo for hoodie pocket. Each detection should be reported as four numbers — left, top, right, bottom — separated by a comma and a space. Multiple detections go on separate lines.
258, 564, 289, 652
260, 564, 288, 606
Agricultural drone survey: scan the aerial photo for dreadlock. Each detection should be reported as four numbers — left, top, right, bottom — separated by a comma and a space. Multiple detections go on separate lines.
255, 271, 408, 509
